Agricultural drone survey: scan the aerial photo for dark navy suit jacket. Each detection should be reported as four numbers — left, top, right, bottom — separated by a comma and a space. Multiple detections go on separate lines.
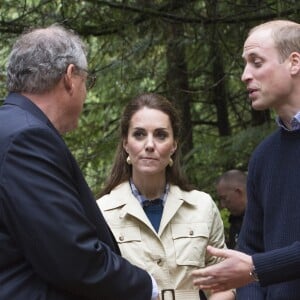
0, 93, 152, 299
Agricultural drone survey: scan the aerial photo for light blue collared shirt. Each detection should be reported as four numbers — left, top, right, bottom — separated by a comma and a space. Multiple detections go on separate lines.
276, 111, 300, 131
129, 178, 169, 206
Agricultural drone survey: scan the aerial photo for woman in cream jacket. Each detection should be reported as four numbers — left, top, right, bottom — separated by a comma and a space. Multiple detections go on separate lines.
97, 93, 234, 300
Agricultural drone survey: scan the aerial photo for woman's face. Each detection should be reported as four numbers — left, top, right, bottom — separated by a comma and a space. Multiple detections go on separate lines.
123, 107, 177, 178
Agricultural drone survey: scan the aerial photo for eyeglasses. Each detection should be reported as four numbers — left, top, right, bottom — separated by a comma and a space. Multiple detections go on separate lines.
75, 66, 97, 90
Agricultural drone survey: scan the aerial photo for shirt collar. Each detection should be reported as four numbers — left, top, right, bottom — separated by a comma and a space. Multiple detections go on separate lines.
276, 111, 300, 131
129, 179, 169, 206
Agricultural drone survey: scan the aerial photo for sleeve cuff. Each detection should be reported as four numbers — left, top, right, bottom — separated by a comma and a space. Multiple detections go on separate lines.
150, 274, 159, 300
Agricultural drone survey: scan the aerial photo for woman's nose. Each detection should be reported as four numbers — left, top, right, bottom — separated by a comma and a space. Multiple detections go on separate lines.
145, 136, 154, 152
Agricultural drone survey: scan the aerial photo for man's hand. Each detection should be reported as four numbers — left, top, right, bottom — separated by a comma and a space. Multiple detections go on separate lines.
191, 246, 255, 292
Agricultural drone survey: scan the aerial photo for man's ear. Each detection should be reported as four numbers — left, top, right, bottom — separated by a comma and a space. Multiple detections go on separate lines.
64, 64, 76, 93
289, 52, 300, 75
235, 187, 243, 196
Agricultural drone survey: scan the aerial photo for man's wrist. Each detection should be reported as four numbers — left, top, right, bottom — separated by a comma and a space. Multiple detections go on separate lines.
249, 265, 259, 282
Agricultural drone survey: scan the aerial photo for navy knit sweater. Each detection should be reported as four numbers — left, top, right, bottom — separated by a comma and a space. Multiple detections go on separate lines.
237, 128, 300, 300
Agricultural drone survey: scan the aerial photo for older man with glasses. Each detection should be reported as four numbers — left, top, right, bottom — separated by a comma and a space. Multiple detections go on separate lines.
0, 24, 158, 300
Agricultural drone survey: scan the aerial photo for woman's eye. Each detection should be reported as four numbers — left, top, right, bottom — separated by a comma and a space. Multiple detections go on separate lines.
156, 131, 168, 140
133, 131, 145, 139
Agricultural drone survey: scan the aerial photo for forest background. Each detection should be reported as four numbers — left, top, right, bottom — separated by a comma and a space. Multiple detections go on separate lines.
1, 0, 299, 231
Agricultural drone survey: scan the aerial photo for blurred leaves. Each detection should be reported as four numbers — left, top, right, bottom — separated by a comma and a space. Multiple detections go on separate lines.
0, 0, 298, 230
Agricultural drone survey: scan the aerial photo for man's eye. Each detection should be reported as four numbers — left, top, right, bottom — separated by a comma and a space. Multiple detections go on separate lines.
253, 60, 262, 67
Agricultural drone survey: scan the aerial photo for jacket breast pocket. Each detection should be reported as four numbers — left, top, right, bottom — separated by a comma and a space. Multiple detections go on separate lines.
112, 226, 142, 244
171, 223, 209, 267
111, 226, 146, 268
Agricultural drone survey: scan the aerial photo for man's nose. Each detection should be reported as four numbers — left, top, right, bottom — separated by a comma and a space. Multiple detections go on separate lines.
241, 65, 252, 83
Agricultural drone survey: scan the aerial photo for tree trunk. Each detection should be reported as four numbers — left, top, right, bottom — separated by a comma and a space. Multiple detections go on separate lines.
165, 21, 193, 157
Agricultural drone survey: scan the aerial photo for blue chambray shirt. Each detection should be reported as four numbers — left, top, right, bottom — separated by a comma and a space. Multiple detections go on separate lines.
276, 111, 300, 131
129, 178, 169, 206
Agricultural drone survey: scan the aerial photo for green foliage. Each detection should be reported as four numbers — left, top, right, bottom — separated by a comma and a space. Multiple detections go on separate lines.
1, 0, 300, 230
219, 208, 230, 241
184, 122, 276, 193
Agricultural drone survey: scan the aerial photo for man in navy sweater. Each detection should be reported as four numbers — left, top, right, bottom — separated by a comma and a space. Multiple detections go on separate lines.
191, 19, 300, 299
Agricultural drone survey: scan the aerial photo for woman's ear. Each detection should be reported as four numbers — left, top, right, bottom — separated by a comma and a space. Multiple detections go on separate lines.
171, 141, 178, 154
123, 139, 128, 153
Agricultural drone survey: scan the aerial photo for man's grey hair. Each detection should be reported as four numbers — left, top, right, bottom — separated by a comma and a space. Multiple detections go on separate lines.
6, 24, 87, 94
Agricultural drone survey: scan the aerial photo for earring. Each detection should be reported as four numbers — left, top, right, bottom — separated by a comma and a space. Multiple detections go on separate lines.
126, 156, 132, 165
168, 158, 173, 167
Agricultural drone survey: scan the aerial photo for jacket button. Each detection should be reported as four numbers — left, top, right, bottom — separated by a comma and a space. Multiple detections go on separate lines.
157, 259, 162, 266
189, 230, 194, 236
119, 235, 124, 241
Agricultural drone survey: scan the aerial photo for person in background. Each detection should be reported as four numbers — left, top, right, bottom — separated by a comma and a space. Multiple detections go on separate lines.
192, 19, 300, 300
97, 93, 235, 300
216, 169, 247, 249
0, 24, 158, 300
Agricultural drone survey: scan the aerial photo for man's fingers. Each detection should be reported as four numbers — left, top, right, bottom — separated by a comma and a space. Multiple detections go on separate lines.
193, 280, 216, 289
193, 276, 229, 293
206, 245, 230, 259
191, 269, 206, 276
192, 274, 220, 288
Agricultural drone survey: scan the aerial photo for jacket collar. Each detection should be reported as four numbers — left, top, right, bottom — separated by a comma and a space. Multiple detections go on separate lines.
101, 182, 197, 236
101, 182, 197, 208
4, 92, 59, 135
158, 185, 197, 234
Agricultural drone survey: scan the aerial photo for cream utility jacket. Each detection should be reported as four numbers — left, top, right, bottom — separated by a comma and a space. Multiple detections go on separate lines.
97, 182, 226, 300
